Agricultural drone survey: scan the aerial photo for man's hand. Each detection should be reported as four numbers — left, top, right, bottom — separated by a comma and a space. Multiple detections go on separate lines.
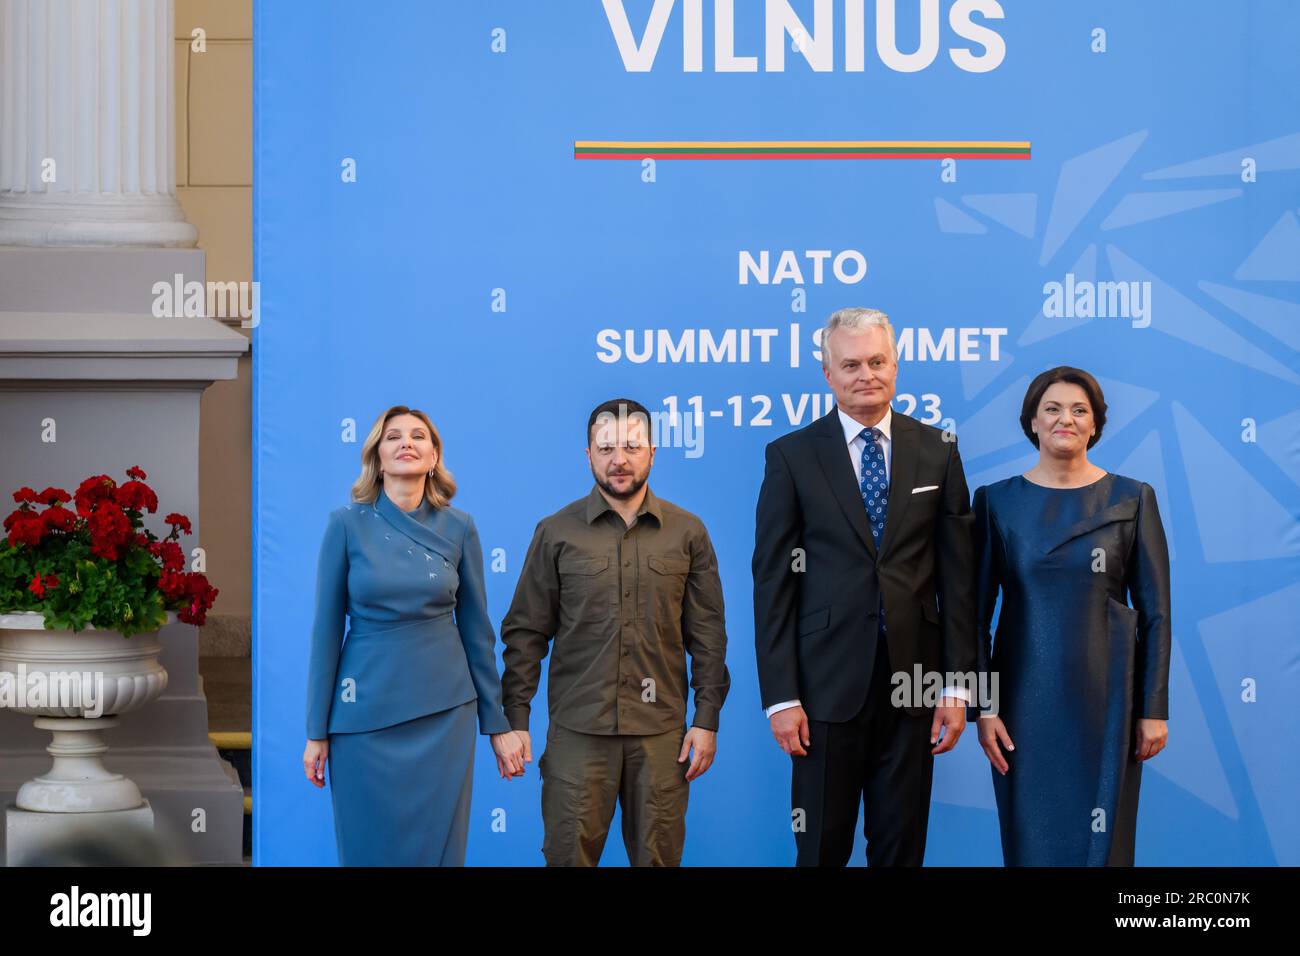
514, 729, 533, 765
930, 697, 966, 755
678, 727, 717, 781
770, 705, 810, 757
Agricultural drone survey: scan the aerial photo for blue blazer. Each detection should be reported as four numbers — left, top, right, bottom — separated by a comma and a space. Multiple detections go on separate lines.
306, 489, 512, 739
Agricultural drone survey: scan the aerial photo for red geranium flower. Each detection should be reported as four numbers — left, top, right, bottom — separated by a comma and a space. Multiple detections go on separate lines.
12, 487, 39, 504
74, 475, 117, 516
178, 579, 219, 625
87, 504, 132, 560
115, 480, 159, 514
37, 487, 72, 506
3, 509, 45, 547
126, 466, 148, 480
42, 506, 78, 532
150, 539, 186, 572
28, 572, 59, 598
164, 513, 193, 535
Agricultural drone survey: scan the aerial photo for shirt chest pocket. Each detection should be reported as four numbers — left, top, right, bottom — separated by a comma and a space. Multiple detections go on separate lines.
646, 553, 690, 623
905, 475, 944, 526
558, 554, 612, 624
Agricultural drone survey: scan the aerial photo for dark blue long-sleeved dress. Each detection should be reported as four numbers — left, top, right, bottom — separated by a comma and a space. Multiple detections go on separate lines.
972, 473, 1171, 866
306, 488, 511, 865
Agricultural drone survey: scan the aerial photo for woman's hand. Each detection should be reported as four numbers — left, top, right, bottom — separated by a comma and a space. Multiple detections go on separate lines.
304, 739, 329, 788
1135, 719, 1168, 761
491, 731, 526, 779
978, 715, 1015, 775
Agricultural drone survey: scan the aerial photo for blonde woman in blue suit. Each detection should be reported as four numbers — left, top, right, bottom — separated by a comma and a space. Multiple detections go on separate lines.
302, 405, 525, 866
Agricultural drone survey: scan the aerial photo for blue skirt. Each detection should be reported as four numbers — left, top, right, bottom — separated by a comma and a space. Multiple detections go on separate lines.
328, 699, 477, 866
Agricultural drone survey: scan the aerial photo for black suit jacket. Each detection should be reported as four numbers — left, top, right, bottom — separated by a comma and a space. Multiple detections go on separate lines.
752, 406, 977, 721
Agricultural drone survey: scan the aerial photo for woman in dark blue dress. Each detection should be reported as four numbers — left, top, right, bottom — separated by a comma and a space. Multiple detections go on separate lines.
302, 405, 525, 866
973, 367, 1171, 866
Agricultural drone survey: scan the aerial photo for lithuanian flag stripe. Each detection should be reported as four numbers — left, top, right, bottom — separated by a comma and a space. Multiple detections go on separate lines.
574, 140, 1030, 160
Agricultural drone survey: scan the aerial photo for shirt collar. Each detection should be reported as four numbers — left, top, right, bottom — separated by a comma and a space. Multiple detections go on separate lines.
584, 482, 663, 525
838, 404, 893, 445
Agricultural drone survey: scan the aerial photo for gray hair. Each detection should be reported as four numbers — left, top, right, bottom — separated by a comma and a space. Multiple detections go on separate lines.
820, 308, 898, 368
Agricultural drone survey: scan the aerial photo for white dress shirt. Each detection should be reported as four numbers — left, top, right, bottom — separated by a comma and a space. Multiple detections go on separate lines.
765, 404, 972, 719
841, 403, 894, 485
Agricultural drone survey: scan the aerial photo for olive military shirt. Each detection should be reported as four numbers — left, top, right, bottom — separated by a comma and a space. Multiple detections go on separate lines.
500, 484, 730, 736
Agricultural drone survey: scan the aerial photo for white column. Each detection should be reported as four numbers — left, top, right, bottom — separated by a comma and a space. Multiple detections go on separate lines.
0, 0, 197, 247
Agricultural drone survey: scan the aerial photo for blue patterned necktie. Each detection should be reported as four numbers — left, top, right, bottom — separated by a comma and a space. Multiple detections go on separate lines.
859, 426, 888, 631
858, 426, 888, 544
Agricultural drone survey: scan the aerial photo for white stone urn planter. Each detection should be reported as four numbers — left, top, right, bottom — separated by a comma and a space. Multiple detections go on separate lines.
0, 611, 171, 813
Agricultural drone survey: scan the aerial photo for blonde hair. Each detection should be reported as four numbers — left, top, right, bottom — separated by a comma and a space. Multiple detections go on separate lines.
821, 307, 898, 368
351, 405, 456, 508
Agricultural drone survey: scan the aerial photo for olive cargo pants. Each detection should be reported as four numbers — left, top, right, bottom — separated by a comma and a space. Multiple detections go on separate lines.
539, 721, 690, 866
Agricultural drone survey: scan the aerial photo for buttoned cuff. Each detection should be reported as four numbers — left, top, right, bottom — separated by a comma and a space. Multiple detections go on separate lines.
504, 705, 531, 733
691, 704, 721, 732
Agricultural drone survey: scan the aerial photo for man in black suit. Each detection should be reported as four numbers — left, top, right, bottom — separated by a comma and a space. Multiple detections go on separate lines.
753, 307, 977, 866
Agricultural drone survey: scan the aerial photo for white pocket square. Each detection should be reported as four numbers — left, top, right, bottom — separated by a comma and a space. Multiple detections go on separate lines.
911, 485, 939, 494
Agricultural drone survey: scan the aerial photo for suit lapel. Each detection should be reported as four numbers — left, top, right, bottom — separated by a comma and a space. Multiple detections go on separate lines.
374, 490, 462, 566
878, 412, 919, 559
812, 408, 878, 559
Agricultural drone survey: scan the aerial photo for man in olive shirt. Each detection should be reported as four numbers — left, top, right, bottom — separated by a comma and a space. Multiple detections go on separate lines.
501, 398, 730, 866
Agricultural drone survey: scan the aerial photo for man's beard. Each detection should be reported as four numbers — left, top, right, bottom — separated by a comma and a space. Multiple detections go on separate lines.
593, 467, 647, 500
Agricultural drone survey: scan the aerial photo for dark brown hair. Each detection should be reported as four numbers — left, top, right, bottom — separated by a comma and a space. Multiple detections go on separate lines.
1020, 367, 1108, 449
587, 398, 652, 446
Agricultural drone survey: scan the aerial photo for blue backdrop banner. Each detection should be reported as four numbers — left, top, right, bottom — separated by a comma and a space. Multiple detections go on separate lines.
253, 0, 1300, 865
